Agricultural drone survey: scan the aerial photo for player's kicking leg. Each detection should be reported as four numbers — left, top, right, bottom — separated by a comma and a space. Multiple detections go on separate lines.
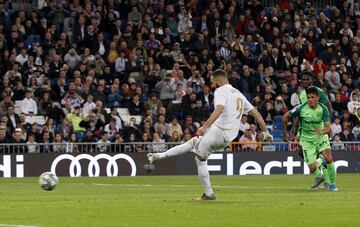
147, 137, 200, 164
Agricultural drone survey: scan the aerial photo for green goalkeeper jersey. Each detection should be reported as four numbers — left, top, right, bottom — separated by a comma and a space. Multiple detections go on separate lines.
299, 86, 329, 105
288, 102, 330, 141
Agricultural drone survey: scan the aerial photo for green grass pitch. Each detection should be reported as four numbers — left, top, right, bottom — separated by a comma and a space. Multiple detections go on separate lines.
0, 174, 359, 227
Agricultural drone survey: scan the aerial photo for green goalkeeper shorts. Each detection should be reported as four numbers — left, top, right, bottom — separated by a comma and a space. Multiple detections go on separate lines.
300, 135, 331, 165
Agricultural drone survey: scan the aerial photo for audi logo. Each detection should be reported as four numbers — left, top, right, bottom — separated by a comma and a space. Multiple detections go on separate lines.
50, 154, 137, 177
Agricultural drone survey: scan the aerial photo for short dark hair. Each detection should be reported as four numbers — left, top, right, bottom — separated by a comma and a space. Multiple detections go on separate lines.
212, 69, 228, 78
306, 86, 319, 96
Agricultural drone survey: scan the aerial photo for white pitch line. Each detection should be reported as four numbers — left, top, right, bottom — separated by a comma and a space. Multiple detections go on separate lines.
91, 183, 360, 191
0, 224, 40, 227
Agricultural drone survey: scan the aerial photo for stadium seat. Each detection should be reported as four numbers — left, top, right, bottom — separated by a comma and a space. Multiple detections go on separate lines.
14, 100, 22, 114
272, 130, 283, 138
117, 108, 130, 116
121, 115, 142, 125
25, 115, 46, 125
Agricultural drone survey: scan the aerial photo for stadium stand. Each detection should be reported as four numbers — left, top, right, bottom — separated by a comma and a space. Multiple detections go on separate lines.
0, 0, 359, 152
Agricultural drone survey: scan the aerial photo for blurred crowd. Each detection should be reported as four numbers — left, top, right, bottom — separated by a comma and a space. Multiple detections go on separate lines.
0, 0, 359, 153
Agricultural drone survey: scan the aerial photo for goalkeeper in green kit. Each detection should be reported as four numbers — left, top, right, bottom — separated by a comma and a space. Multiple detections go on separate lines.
282, 86, 338, 191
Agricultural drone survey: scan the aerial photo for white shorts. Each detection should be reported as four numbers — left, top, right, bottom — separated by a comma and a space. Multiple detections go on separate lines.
192, 125, 229, 160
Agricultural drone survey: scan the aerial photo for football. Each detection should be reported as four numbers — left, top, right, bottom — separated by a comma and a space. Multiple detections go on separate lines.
143, 163, 155, 174
39, 172, 59, 191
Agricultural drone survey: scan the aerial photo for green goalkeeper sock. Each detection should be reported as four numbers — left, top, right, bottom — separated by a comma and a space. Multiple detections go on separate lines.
327, 162, 336, 185
322, 166, 330, 183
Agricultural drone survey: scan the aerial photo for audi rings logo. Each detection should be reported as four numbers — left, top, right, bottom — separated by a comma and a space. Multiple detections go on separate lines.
50, 154, 137, 177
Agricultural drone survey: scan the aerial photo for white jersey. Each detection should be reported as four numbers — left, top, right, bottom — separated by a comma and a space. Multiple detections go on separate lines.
213, 84, 254, 141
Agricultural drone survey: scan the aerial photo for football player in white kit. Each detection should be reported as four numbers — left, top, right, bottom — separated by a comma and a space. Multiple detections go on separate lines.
147, 69, 273, 200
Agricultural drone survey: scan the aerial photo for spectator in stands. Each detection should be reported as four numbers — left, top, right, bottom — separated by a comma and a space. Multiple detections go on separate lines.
61, 90, 84, 111
111, 132, 125, 152
107, 85, 122, 108
340, 128, 355, 142
352, 122, 360, 140
169, 131, 181, 143
127, 94, 145, 116
260, 101, 276, 127
191, 99, 209, 126
145, 92, 163, 118
53, 133, 66, 153
347, 91, 360, 114
239, 129, 257, 151
39, 131, 53, 153
38, 92, 52, 115
92, 83, 107, 104
66, 106, 86, 137
152, 132, 166, 153
166, 117, 183, 139
332, 134, 346, 152
97, 132, 111, 153
239, 115, 250, 134
139, 132, 152, 152
26, 133, 38, 153
124, 132, 138, 152
0, 0, 357, 148
11, 128, 27, 153
0, 96, 14, 115
325, 64, 342, 92
21, 90, 38, 115
68, 133, 79, 153
197, 85, 213, 110
274, 96, 288, 115
156, 73, 175, 107
104, 118, 120, 141
6, 105, 20, 131
79, 111, 105, 139
109, 107, 124, 131
331, 117, 342, 138
82, 94, 96, 117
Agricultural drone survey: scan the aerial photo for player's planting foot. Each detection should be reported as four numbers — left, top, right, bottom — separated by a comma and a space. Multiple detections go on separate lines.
147, 153, 160, 164
328, 184, 338, 191
196, 193, 216, 201
320, 182, 330, 189
310, 176, 325, 189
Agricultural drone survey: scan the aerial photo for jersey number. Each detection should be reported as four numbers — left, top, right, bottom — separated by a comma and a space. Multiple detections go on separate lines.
236, 97, 243, 119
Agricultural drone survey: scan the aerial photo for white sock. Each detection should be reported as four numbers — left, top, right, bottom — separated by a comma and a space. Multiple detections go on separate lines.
195, 157, 213, 196
158, 138, 195, 159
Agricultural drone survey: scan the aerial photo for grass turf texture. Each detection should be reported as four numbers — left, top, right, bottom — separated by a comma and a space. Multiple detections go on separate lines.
0, 174, 359, 227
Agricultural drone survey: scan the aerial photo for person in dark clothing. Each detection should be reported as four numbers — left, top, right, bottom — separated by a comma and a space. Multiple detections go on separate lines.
192, 100, 209, 125
46, 102, 66, 125
11, 128, 27, 153
79, 112, 105, 139
39, 131, 53, 153
127, 93, 146, 116
0, 125, 13, 153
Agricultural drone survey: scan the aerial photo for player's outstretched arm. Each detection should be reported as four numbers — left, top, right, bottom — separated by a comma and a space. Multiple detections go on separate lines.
248, 108, 273, 142
196, 105, 224, 136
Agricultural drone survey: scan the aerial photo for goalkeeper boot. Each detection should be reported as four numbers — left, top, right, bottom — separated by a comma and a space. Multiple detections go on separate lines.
147, 153, 160, 164
196, 193, 216, 201
310, 176, 325, 189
